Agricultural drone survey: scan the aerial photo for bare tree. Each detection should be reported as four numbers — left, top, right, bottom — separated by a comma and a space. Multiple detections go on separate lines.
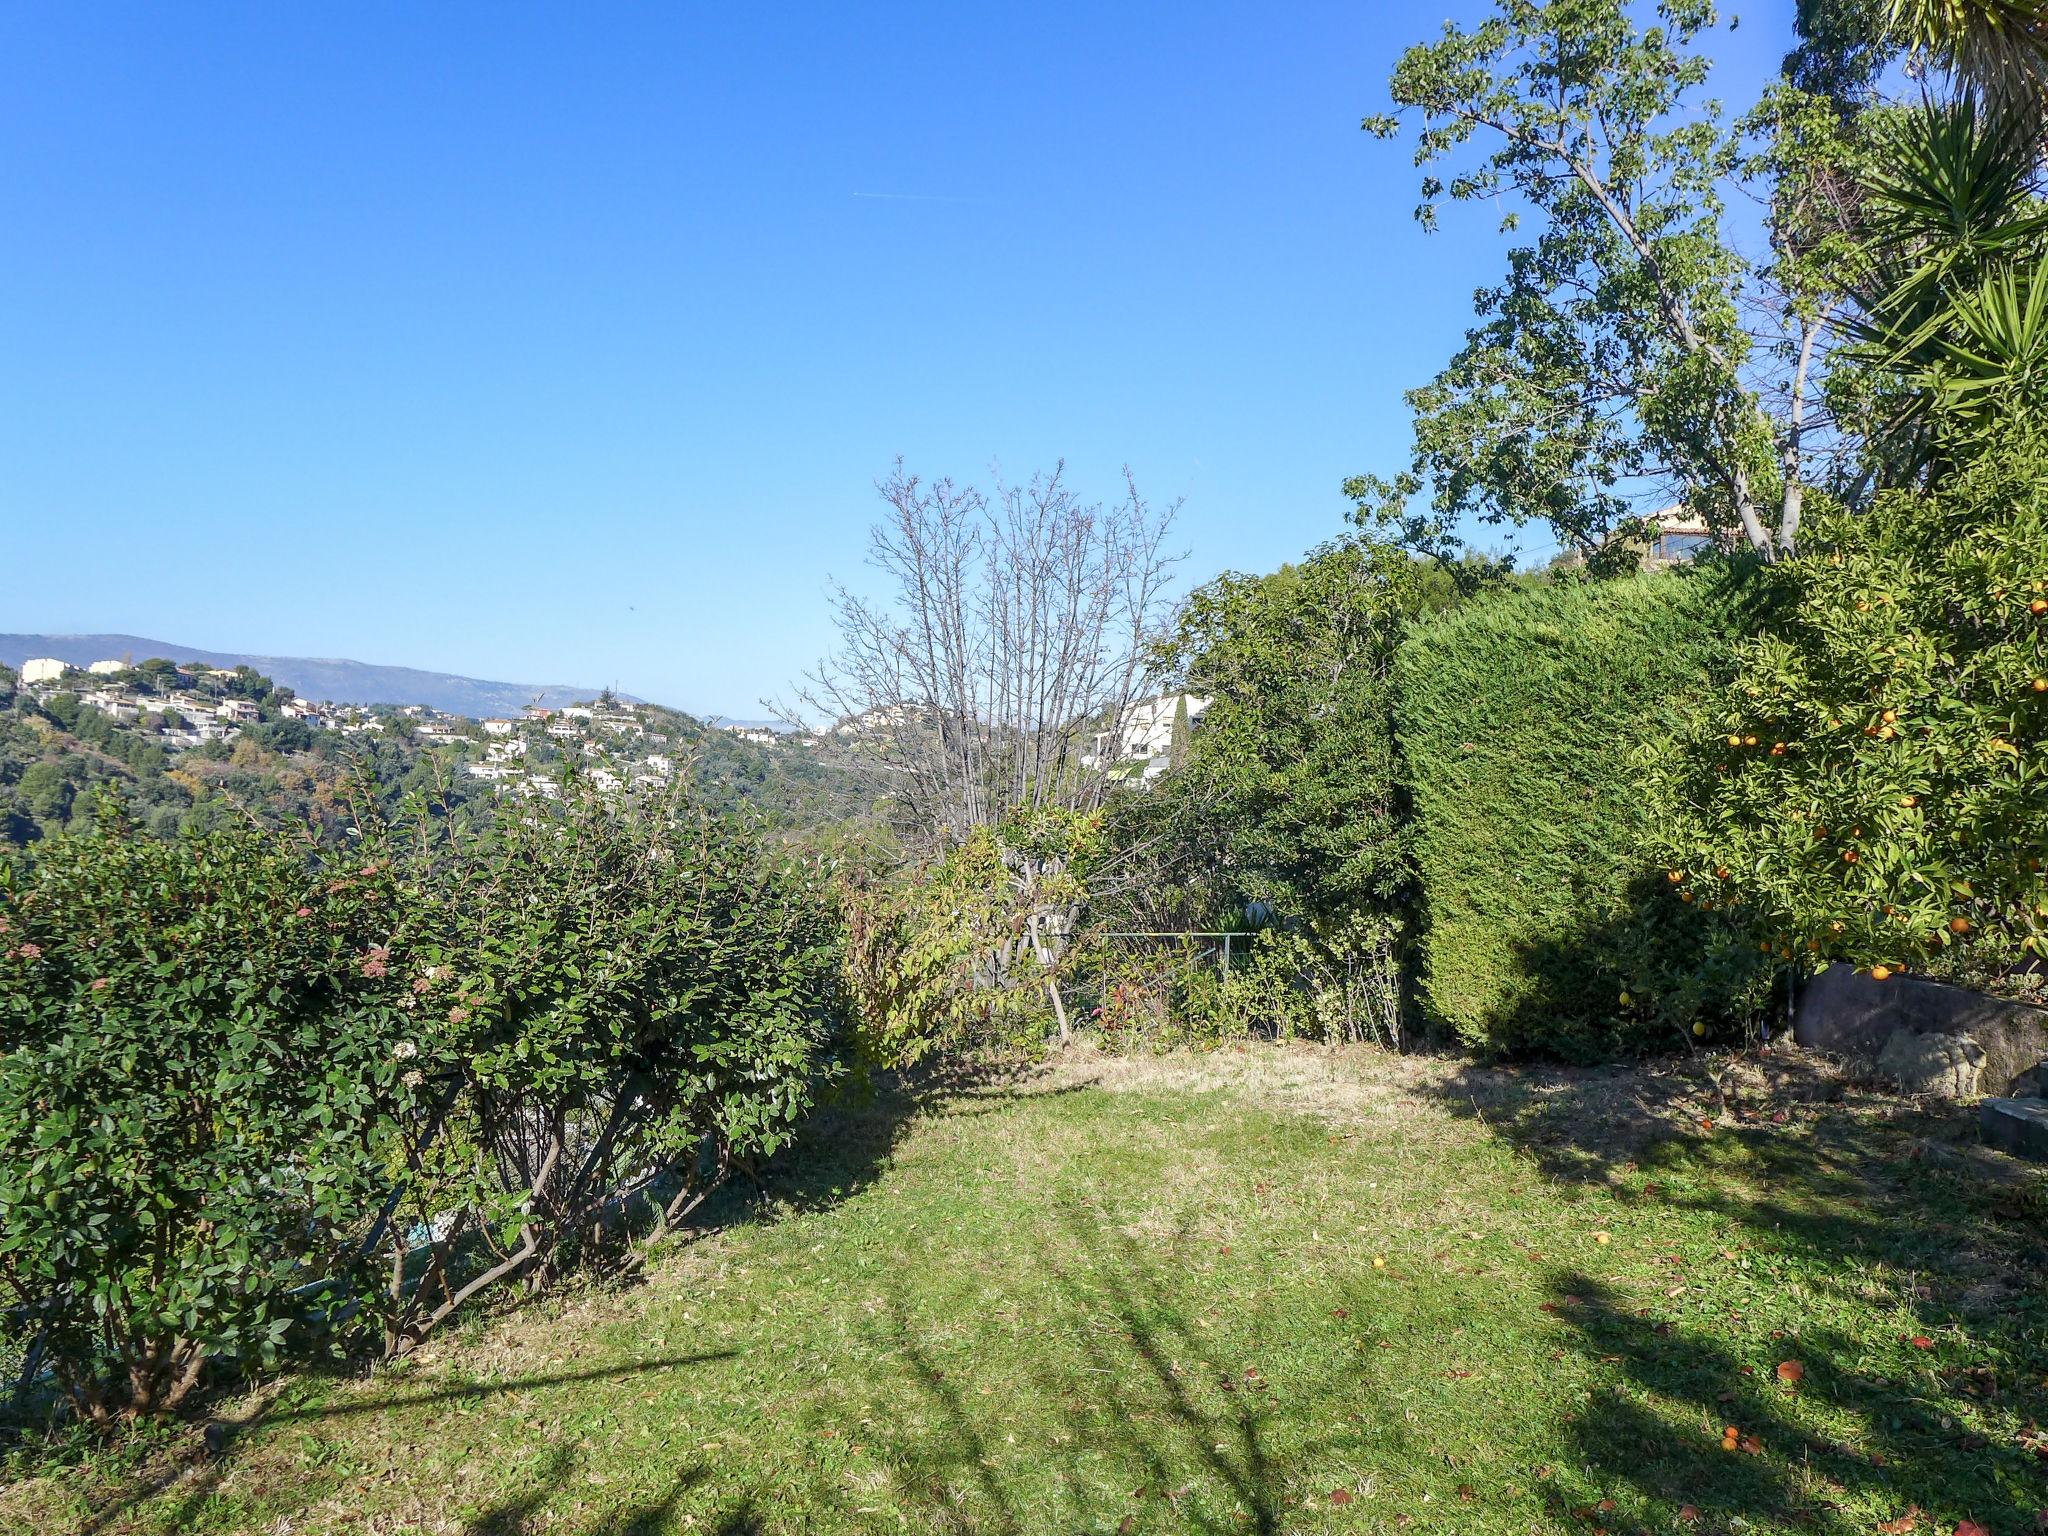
787, 459, 1181, 1041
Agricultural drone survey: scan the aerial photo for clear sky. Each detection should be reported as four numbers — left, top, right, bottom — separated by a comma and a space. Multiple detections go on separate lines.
0, 1, 1796, 716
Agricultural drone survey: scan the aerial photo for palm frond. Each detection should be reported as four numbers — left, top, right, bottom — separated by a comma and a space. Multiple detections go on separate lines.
1884, 0, 2048, 121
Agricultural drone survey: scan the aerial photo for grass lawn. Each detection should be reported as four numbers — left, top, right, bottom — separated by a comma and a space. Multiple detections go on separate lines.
5, 1044, 2046, 1535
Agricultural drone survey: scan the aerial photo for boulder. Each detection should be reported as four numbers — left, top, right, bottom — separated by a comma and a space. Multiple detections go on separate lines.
1794, 963, 2048, 1097
2008, 1060, 2048, 1099
1875, 1029, 1984, 1098
1980, 1097, 2048, 1162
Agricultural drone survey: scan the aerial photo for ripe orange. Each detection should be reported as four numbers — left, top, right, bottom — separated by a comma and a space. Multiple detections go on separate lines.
2032, 598, 2047, 615
1950, 917, 1971, 934
1842, 849, 1860, 864
1871, 965, 1893, 981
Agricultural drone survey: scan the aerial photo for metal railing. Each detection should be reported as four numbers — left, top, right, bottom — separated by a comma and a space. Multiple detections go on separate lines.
1098, 931, 1251, 980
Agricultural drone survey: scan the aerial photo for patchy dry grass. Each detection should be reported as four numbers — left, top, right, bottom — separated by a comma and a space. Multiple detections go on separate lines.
5, 1042, 2045, 1535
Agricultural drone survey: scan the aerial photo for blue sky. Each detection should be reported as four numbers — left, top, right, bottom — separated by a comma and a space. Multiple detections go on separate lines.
0, 1, 1795, 715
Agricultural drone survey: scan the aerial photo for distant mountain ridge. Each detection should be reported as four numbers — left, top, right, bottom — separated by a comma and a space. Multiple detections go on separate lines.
0, 633, 640, 719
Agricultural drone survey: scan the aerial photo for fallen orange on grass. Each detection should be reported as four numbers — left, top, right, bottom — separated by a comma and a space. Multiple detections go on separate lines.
1775, 1360, 1805, 1384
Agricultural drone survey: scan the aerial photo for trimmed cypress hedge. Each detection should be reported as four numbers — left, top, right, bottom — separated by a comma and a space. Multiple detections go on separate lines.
1394, 566, 1771, 1057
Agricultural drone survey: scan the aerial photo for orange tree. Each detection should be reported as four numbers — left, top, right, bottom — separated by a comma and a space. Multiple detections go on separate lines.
1653, 413, 2048, 993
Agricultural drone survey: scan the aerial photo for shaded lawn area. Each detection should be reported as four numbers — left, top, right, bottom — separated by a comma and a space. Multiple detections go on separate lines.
6, 1045, 2046, 1535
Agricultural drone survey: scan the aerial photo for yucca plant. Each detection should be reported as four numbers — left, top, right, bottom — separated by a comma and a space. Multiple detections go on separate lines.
1846, 98, 2048, 465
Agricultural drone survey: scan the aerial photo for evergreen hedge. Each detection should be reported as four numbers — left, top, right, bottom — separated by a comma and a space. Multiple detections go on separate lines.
1394, 566, 1771, 1057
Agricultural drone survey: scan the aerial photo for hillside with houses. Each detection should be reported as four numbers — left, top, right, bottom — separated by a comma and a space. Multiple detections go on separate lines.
0, 653, 873, 846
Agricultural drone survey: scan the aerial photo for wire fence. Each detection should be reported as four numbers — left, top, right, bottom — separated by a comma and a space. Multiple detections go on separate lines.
1097, 931, 1254, 980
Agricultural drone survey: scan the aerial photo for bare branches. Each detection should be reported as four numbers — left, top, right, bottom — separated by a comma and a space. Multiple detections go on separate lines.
790, 460, 1182, 855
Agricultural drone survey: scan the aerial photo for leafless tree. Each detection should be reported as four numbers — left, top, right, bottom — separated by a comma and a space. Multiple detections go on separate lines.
791, 458, 1180, 848
786, 459, 1182, 1042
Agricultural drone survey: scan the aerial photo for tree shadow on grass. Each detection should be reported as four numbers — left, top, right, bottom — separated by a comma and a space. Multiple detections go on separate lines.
853, 1194, 1387, 1534
703, 1058, 1087, 1230
68, 1353, 733, 1536
1534, 1271, 2043, 1533
1414, 1051, 2048, 1531
1421, 1051, 2048, 1298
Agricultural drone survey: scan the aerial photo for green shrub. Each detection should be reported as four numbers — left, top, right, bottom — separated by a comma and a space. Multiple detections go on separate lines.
1655, 418, 2048, 997
0, 808, 421, 1426
380, 779, 847, 1352
0, 778, 853, 1423
1394, 568, 1772, 1057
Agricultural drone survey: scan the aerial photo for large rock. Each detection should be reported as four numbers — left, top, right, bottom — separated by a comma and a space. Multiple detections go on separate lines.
1876, 1029, 1985, 1097
1980, 1097, 2048, 1162
1794, 963, 2048, 1097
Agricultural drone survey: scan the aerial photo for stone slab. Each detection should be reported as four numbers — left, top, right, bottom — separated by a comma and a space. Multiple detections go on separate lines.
1980, 1097, 2048, 1162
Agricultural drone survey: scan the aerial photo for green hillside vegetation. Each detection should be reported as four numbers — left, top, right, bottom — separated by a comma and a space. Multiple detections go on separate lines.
0, 663, 873, 848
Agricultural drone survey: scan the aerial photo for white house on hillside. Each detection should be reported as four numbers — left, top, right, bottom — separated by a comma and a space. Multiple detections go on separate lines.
19, 658, 68, 685
87, 659, 127, 675
1088, 692, 1210, 783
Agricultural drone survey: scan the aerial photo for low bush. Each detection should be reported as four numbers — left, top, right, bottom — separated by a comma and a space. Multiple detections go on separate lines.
0, 806, 422, 1426
324, 779, 848, 1355
0, 778, 850, 1423
1395, 568, 1772, 1057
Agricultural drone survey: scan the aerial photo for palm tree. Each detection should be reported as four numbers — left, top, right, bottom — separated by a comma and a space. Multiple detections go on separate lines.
1884, 0, 2048, 122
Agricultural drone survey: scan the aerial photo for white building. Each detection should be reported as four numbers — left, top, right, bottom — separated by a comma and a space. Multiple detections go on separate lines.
215, 698, 261, 724
644, 753, 674, 776
80, 690, 141, 723
481, 718, 517, 736
19, 658, 68, 685
1090, 693, 1211, 782
87, 659, 128, 676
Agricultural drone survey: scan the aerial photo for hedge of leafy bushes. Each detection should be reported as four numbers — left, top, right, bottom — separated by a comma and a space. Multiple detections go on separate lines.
0, 781, 846, 1427
1394, 567, 1774, 1057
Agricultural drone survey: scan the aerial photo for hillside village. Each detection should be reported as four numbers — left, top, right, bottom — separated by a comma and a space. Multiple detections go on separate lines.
0, 654, 881, 844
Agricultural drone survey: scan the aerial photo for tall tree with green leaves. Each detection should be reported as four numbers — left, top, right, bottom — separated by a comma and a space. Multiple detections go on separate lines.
1361, 0, 1854, 567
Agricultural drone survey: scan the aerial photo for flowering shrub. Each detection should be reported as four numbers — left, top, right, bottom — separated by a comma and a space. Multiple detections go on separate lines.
0, 807, 420, 1425
1655, 419, 2048, 997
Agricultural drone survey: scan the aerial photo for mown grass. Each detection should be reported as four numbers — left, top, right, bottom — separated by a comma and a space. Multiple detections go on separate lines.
5, 1044, 2046, 1535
